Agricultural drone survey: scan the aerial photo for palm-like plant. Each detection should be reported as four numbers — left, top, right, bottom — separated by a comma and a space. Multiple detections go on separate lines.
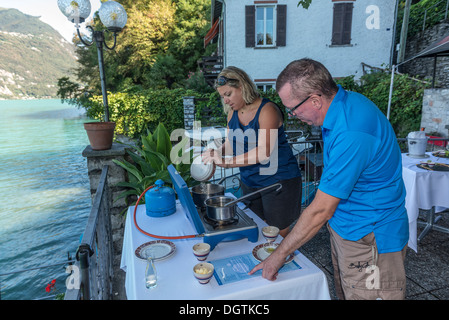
113, 123, 194, 207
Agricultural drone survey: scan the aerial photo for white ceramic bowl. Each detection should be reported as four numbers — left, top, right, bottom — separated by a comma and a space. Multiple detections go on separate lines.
193, 243, 211, 261
190, 156, 216, 182
193, 262, 214, 284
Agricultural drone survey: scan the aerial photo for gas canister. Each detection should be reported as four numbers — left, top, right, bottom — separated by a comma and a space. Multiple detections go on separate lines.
145, 179, 176, 217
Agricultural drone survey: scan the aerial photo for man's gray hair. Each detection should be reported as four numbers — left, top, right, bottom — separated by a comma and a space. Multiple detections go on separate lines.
276, 58, 338, 100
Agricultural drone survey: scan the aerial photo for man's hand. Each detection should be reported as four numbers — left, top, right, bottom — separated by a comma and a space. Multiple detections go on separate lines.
248, 249, 286, 281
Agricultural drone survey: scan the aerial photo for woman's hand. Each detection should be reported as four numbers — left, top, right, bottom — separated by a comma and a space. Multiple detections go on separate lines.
201, 149, 228, 168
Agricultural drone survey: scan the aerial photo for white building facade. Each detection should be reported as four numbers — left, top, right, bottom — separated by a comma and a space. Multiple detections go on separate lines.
210, 0, 398, 89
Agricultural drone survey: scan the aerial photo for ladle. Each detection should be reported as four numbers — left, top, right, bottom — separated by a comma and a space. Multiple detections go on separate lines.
222, 183, 282, 207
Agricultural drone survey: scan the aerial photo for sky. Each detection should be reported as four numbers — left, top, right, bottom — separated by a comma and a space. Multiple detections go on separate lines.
0, 0, 102, 42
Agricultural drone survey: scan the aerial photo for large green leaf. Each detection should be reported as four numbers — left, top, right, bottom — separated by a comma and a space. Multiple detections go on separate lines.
114, 189, 142, 202
141, 174, 158, 189
115, 181, 144, 191
155, 170, 171, 184
141, 148, 166, 170
112, 159, 143, 181
143, 131, 157, 152
127, 151, 156, 176
153, 123, 172, 159
139, 137, 164, 170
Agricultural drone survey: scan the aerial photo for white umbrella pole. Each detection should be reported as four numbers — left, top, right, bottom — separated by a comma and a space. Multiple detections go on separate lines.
387, 65, 396, 120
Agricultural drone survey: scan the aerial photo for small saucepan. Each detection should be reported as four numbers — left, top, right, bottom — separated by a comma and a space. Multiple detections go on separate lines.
191, 183, 225, 208
191, 172, 241, 208
204, 183, 282, 222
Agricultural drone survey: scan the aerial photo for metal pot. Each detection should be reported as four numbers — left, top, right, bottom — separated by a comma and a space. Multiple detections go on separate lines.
204, 183, 282, 222
191, 174, 241, 207
204, 196, 236, 221
191, 183, 225, 208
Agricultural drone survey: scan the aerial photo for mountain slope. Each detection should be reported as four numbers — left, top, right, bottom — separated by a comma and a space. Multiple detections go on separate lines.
0, 8, 77, 100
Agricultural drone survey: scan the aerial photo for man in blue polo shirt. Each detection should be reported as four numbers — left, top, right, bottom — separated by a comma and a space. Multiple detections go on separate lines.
249, 58, 409, 300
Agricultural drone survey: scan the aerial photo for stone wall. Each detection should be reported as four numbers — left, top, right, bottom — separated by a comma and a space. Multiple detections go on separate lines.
401, 20, 449, 88
421, 88, 449, 137
82, 142, 131, 299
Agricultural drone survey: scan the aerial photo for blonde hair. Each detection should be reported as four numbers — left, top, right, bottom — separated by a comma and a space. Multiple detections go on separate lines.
215, 66, 260, 114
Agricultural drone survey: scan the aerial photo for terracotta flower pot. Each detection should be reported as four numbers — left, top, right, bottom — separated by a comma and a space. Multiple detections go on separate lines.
84, 122, 116, 151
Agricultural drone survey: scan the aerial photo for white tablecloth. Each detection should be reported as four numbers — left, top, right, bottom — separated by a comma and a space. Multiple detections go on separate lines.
402, 152, 449, 252
120, 201, 331, 300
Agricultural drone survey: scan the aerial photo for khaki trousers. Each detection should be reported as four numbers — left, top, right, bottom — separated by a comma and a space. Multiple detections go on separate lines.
328, 224, 407, 300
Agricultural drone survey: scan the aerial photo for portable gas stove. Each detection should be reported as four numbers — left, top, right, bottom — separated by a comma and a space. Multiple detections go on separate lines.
168, 165, 258, 250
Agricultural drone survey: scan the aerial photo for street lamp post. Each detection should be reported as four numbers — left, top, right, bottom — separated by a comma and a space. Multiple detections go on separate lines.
77, 26, 114, 122
57, 0, 127, 123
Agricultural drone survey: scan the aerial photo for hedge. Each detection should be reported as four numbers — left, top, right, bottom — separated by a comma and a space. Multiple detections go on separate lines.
83, 71, 428, 139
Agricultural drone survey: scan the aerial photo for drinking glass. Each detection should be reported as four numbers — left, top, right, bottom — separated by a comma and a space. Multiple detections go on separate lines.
145, 256, 157, 289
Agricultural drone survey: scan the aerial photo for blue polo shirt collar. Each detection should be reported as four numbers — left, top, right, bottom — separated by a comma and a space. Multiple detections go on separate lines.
322, 85, 345, 132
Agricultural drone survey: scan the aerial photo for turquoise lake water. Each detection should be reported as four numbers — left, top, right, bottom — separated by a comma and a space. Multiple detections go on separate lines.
0, 99, 91, 300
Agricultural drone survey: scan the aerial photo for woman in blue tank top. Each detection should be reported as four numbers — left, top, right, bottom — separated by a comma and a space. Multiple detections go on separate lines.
201, 66, 302, 237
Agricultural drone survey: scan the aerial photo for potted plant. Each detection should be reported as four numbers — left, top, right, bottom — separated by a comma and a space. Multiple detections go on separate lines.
83, 121, 116, 151
57, 77, 115, 151
57, 77, 116, 151
83, 101, 116, 151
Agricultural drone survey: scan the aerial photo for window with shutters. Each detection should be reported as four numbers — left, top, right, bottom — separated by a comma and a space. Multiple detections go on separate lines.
246, 5, 287, 48
331, 2, 354, 46
256, 6, 275, 46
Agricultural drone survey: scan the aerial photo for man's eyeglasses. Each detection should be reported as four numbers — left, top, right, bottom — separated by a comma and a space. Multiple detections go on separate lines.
285, 94, 321, 116
215, 76, 238, 86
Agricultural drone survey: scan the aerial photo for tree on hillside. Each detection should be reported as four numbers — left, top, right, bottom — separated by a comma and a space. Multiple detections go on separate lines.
115, 0, 176, 88
58, 0, 210, 100
168, 0, 211, 74
146, 54, 184, 89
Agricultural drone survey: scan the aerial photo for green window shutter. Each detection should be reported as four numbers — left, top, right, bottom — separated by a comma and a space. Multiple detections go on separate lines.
342, 3, 353, 45
277, 5, 287, 46
332, 2, 353, 45
245, 5, 255, 48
